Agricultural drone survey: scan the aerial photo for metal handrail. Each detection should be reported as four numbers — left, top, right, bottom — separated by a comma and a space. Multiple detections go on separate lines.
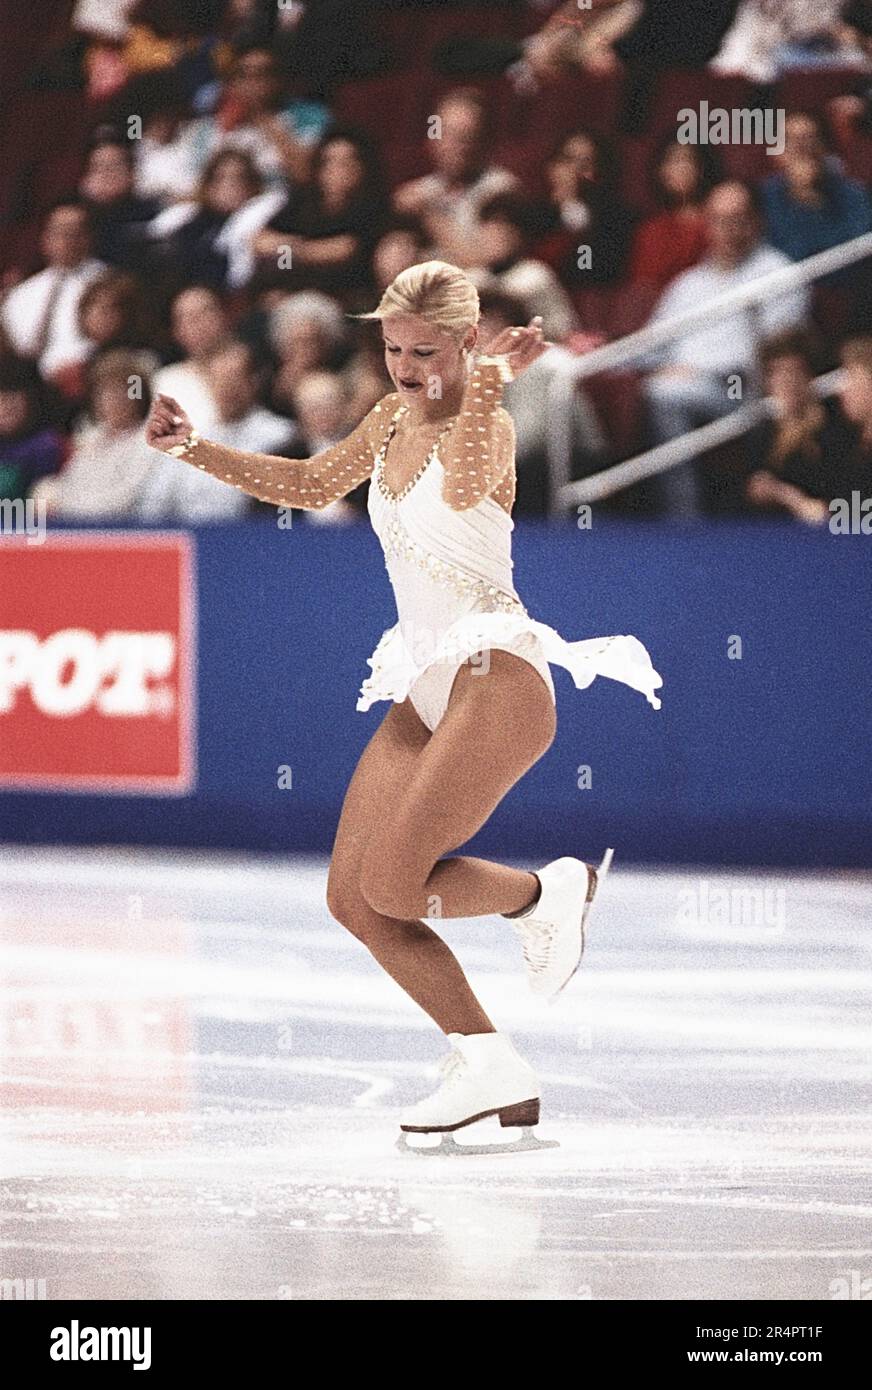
560, 372, 843, 507
543, 231, 872, 511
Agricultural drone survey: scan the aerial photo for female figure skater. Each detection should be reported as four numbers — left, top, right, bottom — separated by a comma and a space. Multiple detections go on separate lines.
146, 261, 662, 1149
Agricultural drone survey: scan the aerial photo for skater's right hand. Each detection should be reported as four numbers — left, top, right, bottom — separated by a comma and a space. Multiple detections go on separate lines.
146, 394, 193, 452
486, 318, 550, 378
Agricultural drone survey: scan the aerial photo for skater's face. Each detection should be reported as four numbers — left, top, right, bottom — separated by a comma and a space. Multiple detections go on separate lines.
381, 314, 475, 404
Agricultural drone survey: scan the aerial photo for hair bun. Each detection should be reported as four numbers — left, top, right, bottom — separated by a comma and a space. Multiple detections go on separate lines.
354, 260, 479, 337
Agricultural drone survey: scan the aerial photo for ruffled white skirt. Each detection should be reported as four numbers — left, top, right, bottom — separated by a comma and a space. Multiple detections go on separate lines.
356, 610, 663, 715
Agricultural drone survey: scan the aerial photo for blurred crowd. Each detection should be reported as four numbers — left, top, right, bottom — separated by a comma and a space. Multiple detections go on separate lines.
2, 0, 872, 524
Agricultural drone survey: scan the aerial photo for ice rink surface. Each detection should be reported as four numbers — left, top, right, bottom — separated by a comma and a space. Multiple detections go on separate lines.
1, 847, 870, 1301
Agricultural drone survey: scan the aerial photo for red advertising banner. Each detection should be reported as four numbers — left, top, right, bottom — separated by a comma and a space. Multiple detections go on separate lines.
0, 532, 196, 792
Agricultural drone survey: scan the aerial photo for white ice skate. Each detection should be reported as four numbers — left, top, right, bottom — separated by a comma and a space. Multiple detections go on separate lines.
396, 1031, 558, 1156
512, 848, 614, 1001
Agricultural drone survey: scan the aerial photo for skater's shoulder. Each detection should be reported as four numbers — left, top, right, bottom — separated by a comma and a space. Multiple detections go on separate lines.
368, 390, 403, 420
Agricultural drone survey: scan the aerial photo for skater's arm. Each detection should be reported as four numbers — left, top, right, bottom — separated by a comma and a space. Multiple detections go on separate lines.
439, 319, 548, 511
145, 392, 401, 510
438, 360, 516, 511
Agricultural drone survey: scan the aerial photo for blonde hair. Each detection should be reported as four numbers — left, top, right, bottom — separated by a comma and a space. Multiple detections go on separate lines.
354, 260, 479, 338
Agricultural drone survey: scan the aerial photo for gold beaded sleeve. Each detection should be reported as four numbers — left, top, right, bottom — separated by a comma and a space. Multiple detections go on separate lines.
163, 392, 402, 510
438, 360, 516, 512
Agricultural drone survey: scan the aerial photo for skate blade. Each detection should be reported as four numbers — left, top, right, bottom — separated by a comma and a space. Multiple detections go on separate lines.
396, 1125, 559, 1157
549, 846, 615, 1004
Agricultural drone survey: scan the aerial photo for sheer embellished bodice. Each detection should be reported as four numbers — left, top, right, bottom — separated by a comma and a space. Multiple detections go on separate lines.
160, 355, 664, 715
368, 402, 525, 621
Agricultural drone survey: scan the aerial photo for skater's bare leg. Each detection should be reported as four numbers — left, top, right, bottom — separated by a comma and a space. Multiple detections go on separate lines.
327, 700, 496, 1035
360, 650, 556, 922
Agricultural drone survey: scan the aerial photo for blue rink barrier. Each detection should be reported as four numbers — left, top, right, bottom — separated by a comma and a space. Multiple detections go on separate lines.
3, 518, 871, 867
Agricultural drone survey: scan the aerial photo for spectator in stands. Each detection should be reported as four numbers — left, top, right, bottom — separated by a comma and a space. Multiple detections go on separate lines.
52, 270, 152, 402
115, 69, 198, 204
79, 270, 149, 349
0, 201, 106, 380
530, 129, 632, 287
762, 111, 872, 295
147, 148, 285, 291
434, 0, 739, 112
643, 180, 810, 515
253, 129, 389, 307
286, 371, 365, 524
143, 339, 295, 520
151, 285, 233, 433
476, 288, 607, 515
435, 0, 643, 88
372, 220, 430, 295
629, 138, 721, 294
436, 0, 741, 132
829, 1, 872, 141
271, 0, 390, 91
206, 339, 294, 456
835, 335, 872, 491
470, 196, 579, 341
267, 290, 350, 417
744, 329, 856, 522
78, 133, 160, 272
172, 43, 330, 190
614, 0, 741, 129
392, 87, 519, 269
74, 0, 230, 104
0, 357, 65, 503
31, 349, 157, 519
711, 0, 862, 82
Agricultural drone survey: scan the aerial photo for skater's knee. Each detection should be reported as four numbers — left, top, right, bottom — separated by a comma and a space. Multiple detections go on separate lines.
325, 875, 375, 940
359, 853, 425, 922
358, 860, 399, 919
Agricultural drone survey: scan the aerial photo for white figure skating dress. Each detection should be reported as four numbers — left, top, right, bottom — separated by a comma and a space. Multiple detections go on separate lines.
171, 358, 663, 729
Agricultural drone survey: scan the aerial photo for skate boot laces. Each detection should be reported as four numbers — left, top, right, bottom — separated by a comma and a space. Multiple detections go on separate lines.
512, 918, 559, 977
436, 1048, 467, 1088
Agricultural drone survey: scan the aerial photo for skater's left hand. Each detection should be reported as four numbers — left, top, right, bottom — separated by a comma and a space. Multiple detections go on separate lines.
485, 318, 551, 378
